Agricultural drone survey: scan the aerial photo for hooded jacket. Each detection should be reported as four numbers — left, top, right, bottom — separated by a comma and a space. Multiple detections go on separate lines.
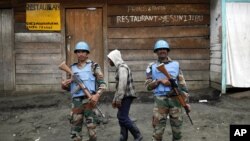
107, 49, 137, 102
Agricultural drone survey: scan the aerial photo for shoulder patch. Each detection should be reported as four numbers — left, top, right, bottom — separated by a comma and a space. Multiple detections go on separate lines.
146, 62, 155, 73
146, 67, 151, 73
89, 60, 100, 75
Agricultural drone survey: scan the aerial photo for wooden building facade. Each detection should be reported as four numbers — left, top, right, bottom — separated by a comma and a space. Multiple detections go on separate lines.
0, 0, 215, 94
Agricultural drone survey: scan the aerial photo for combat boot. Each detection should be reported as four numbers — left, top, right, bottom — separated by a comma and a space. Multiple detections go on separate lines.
120, 126, 128, 141
128, 123, 143, 141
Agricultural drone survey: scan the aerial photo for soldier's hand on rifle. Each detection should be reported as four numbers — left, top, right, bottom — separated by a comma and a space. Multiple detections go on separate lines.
61, 79, 72, 90
157, 79, 171, 86
186, 104, 191, 113
90, 94, 100, 106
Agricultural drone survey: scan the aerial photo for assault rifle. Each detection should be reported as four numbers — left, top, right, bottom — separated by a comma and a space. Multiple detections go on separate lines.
58, 61, 92, 99
157, 63, 193, 125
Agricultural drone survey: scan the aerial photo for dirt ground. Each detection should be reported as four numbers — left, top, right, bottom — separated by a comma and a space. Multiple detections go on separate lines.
0, 88, 250, 141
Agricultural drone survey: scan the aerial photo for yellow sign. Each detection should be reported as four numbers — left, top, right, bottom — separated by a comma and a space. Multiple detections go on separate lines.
26, 3, 61, 31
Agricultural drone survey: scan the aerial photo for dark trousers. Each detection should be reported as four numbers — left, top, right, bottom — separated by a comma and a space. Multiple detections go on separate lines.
117, 97, 134, 128
117, 97, 142, 141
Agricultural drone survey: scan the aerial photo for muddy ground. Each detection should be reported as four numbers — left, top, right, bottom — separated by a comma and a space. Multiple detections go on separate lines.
0, 88, 250, 141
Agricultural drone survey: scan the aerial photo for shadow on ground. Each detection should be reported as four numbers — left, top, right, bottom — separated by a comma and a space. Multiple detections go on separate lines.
0, 87, 249, 141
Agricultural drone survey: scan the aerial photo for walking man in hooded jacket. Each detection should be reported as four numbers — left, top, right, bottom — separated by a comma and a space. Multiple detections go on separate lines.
107, 49, 143, 141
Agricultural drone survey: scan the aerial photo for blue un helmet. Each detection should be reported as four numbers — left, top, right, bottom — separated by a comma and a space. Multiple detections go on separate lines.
74, 41, 90, 53
153, 40, 170, 52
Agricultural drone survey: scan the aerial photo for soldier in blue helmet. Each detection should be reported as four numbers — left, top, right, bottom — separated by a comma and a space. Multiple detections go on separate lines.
61, 41, 106, 141
145, 39, 190, 141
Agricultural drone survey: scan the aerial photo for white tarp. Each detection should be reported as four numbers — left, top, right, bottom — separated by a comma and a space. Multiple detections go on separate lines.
226, 3, 250, 87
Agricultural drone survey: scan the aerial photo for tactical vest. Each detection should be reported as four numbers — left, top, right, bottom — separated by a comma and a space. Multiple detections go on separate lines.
152, 61, 179, 96
70, 63, 96, 98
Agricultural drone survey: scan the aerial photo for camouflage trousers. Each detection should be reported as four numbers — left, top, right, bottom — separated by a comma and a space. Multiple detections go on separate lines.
69, 97, 97, 141
152, 96, 183, 141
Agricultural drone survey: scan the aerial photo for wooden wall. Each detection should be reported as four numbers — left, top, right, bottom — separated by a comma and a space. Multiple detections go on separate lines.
0, 1, 12, 8
11, 0, 105, 93
2, 0, 212, 93
0, 10, 3, 91
0, 9, 15, 92
107, 0, 210, 91
15, 33, 62, 92
12, 1, 63, 93
210, 0, 222, 90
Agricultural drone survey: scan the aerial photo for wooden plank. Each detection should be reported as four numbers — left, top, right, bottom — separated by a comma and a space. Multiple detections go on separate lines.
109, 70, 209, 82
108, 37, 209, 50
210, 58, 221, 65
210, 71, 221, 84
109, 60, 209, 71
15, 42, 61, 54
107, 0, 210, 4
0, 1, 11, 8
172, 71, 210, 81
210, 0, 221, 47
113, 49, 209, 61
15, 84, 61, 92
15, 33, 61, 42
108, 26, 209, 38
108, 15, 210, 27
16, 54, 62, 65
211, 82, 221, 91
103, 3, 109, 90
15, 22, 28, 33
210, 64, 221, 73
16, 65, 61, 74
186, 80, 209, 90
0, 10, 3, 90
210, 43, 221, 51
2, 9, 14, 91
210, 51, 221, 58
16, 73, 61, 85
180, 60, 209, 70
14, 12, 25, 23
108, 4, 210, 15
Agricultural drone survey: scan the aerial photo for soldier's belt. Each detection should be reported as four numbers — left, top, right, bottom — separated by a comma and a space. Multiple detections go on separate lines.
155, 92, 177, 98
73, 96, 88, 101
157, 95, 177, 98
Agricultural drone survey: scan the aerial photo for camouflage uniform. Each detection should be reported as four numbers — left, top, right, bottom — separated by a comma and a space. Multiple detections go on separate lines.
70, 97, 97, 141
68, 60, 106, 141
145, 58, 189, 141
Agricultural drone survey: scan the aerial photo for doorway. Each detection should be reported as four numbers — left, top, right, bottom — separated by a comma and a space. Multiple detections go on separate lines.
65, 8, 103, 69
